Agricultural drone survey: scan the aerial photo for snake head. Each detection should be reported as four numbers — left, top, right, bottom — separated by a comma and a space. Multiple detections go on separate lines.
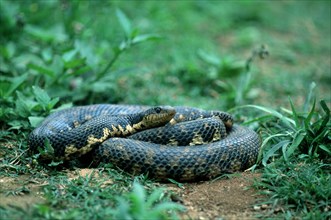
141, 106, 176, 128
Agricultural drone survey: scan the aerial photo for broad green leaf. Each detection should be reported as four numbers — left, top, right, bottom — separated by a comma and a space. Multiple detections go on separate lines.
25, 24, 56, 42
41, 47, 53, 62
27, 63, 55, 77
64, 57, 86, 69
0, 42, 15, 59
63, 49, 78, 62
74, 40, 98, 68
25, 24, 68, 43
69, 65, 92, 76
197, 50, 221, 66
4, 74, 28, 98
51, 103, 73, 113
15, 92, 31, 117
132, 34, 162, 44
32, 86, 59, 111
28, 116, 45, 128
32, 86, 51, 108
47, 97, 59, 110
50, 55, 64, 77
0, 81, 11, 98
116, 9, 132, 37
8, 120, 27, 130
119, 40, 129, 51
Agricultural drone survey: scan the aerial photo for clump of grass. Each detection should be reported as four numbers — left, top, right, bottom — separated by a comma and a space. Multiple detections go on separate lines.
256, 159, 330, 219
240, 83, 330, 218
254, 83, 330, 164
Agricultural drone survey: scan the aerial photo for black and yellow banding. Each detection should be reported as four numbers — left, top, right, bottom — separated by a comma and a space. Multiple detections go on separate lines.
29, 106, 175, 160
28, 104, 260, 181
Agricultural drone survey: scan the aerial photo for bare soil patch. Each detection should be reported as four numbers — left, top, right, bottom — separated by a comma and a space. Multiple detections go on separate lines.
0, 175, 45, 209
170, 172, 263, 219
0, 170, 263, 219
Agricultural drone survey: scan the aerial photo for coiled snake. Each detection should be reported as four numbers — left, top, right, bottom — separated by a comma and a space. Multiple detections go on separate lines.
28, 104, 260, 181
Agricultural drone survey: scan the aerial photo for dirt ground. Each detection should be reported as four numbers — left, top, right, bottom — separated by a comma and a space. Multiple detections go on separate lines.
171, 172, 264, 220
0, 169, 265, 219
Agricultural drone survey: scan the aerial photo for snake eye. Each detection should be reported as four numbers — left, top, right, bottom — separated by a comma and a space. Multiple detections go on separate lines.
154, 107, 162, 113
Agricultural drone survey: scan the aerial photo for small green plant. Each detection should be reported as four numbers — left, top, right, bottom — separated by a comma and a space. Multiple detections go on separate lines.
110, 182, 184, 220
238, 83, 331, 218
0, 8, 159, 131
195, 45, 268, 108
245, 83, 330, 164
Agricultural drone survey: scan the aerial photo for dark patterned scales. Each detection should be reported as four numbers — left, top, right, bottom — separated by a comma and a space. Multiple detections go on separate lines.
28, 104, 260, 181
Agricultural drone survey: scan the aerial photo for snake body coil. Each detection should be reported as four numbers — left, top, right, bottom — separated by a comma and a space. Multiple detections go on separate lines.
28, 104, 260, 181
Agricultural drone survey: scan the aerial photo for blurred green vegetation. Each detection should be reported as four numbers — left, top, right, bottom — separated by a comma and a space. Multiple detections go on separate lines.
1, 1, 330, 111
0, 0, 330, 219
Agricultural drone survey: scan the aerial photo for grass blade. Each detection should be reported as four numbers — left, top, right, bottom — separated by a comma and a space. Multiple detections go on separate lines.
289, 96, 300, 127
303, 82, 316, 113
236, 105, 296, 129
319, 144, 331, 156
286, 130, 305, 158
315, 100, 330, 136
262, 138, 290, 166
303, 98, 316, 133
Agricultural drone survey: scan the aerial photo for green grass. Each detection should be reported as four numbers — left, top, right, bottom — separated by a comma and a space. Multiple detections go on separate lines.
0, 169, 184, 219
256, 160, 330, 219
1, 0, 330, 219
237, 85, 330, 219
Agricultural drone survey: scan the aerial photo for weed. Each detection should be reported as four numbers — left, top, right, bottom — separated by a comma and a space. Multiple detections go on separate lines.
247, 84, 330, 164
237, 83, 331, 218
0, 7, 159, 132
111, 182, 184, 220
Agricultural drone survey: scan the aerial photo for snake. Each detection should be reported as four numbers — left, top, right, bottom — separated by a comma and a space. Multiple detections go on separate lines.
28, 104, 260, 181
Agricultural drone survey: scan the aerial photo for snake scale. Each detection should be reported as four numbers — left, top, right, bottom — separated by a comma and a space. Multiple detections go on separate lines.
28, 104, 260, 181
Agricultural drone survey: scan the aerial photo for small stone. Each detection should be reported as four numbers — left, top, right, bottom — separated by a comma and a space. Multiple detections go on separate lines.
253, 205, 261, 211
261, 204, 269, 210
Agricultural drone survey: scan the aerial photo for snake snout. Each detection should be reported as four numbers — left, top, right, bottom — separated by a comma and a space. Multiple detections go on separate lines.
143, 106, 176, 128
